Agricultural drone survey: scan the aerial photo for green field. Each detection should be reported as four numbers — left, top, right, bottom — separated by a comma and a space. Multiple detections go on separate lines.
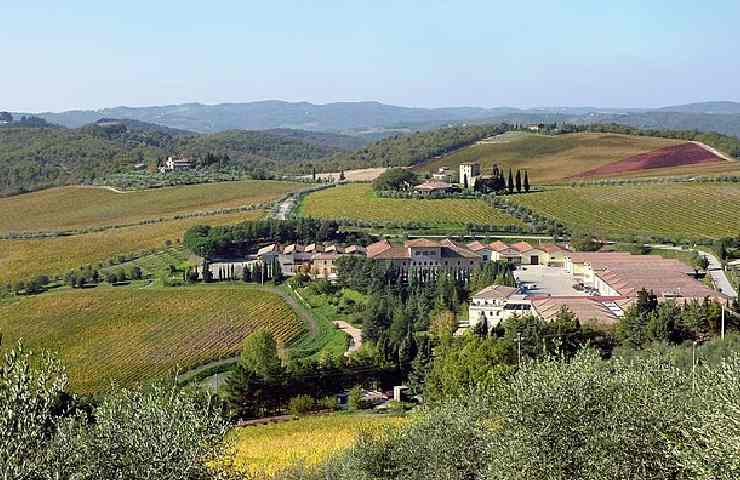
0, 180, 306, 233
299, 183, 524, 227
0, 210, 265, 284
415, 133, 739, 184
0, 286, 303, 393
511, 183, 740, 240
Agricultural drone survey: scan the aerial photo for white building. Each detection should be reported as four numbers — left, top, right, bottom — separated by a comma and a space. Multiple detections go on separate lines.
468, 284, 530, 330
163, 156, 193, 172
459, 162, 480, 189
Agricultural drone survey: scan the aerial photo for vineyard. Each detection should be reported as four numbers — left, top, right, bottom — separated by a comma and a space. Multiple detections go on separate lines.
415, 133, 740, 184
0, 180, 305, 233
511, 182, 740, 240
0, 210, 265, 284
298, 184, 524, 227
0, 286, 303, 393
232, 414, 404, 476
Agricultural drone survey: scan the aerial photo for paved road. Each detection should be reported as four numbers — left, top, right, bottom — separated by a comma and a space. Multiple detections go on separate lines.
697, 249, 738, 298
333, 321, 362, 354
274, 196, 296, 220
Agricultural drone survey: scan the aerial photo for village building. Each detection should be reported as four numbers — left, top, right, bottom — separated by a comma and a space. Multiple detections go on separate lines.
161, 156, 193, 172
489, 241, 524, 263
529, 295, 631, 327
466, 241, 493, 263
510, 241, 547, 266
311, 253, 339, 279
432, 167, 455, 182
413, 180, 456, 195
459, 162, 481, 189
468, 284, 530, 329
366, 238, 482, 275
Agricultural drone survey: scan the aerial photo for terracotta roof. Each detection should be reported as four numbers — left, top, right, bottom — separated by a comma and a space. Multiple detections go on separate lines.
440, 239, 481, 258
406, 238, 440, 248
413, 180, 454, 191
366, 240, 392, 258
282, 244, 304, 254
373, 246, 411, 260
304, 243, 323, 252
489, 241, 511, 252
532, 296, 630, 327
541, 244, 568, 254
473, 284, 519, 300
511, 241, 534, 252
466, 241, 490, 251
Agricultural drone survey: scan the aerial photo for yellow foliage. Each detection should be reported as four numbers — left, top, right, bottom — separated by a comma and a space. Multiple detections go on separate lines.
230, 414, 404, 477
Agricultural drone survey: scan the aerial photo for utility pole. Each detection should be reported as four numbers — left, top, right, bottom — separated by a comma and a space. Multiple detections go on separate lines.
516, 333, 524, 367
692, 340, 697, 393
722, 305, 726, 340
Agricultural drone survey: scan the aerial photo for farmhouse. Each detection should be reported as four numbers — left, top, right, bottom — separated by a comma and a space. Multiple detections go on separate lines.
161, 156, 193, 172
413, 180, 456, 195
367, 238, 483, 274
432, 167, 456, 182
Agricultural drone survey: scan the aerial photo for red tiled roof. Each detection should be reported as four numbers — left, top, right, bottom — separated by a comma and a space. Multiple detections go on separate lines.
413, 180, 454, 191
511, 241, 534, 252
541, 243, 569, 254
440, 239, 480, 258
466, 241, 489, 252
366, 240, 392, 258
406, 238, 441, 248
489, 240, 510, 252
373, 246, 411, 260
473, 284, 519, 300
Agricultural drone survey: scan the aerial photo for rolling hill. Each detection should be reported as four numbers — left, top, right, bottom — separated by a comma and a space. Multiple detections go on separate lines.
414, 132, 740, 184
0, 123, 360, 195
15, 100, 740, 136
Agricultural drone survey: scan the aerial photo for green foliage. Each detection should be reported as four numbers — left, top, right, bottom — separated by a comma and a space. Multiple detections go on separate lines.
371, 168, 419, 191
321, 124, 510, 171
288, 394, 316, 415
0, 341, 236, 479
240, 330, 284, 380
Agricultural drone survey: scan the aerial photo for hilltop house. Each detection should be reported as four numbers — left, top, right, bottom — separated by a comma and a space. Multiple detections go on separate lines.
161, 156, 193, 173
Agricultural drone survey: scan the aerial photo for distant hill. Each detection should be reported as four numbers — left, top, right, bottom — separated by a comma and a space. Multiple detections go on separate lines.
16, 100, 740, 137
0, 124, 356, 195
657, 101, 740, 114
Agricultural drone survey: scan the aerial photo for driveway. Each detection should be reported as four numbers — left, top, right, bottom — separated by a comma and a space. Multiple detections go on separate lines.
697, 249, 738, 298
333, 321, 362, 354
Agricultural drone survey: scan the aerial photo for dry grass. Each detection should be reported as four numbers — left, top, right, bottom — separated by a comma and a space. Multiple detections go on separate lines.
0, 286, 302, 393
231, 414, 404, 477
0, 180, 305, 233
0, 211, 264, 283
512, 183, 740, 239
415, 133, 710, 183
299, 183, 524, 226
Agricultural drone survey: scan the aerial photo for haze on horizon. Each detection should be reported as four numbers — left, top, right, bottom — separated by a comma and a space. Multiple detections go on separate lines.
2, 0, 739, 113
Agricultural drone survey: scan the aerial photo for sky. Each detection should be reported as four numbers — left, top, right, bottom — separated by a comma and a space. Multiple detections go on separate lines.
2, 0, 740, 112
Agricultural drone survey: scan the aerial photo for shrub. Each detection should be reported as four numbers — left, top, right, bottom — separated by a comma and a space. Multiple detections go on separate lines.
288, 395, 316, 415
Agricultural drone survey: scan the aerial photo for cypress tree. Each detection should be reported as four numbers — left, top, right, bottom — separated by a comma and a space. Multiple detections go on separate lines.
524, 170, 530, 192
508, 169, 514, 194
515, 169, 522, 193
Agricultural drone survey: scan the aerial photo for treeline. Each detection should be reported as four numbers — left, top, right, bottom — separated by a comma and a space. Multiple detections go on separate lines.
0, 124, 346, 195
182, 217, 369, 258
314, 124, 511, 172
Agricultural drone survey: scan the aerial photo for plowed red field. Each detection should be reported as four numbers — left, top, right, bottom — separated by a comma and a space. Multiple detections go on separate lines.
575, 143, 720, 177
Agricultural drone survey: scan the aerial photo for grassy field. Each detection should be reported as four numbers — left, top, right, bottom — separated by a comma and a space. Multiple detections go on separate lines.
298, 184, 524, 227
0, 180, 306, 233
511, 183, 740, 240
0, 210, 265, 284
415, 133, 739, 184
231, 414, 404, 476
0, 286, 303, 393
